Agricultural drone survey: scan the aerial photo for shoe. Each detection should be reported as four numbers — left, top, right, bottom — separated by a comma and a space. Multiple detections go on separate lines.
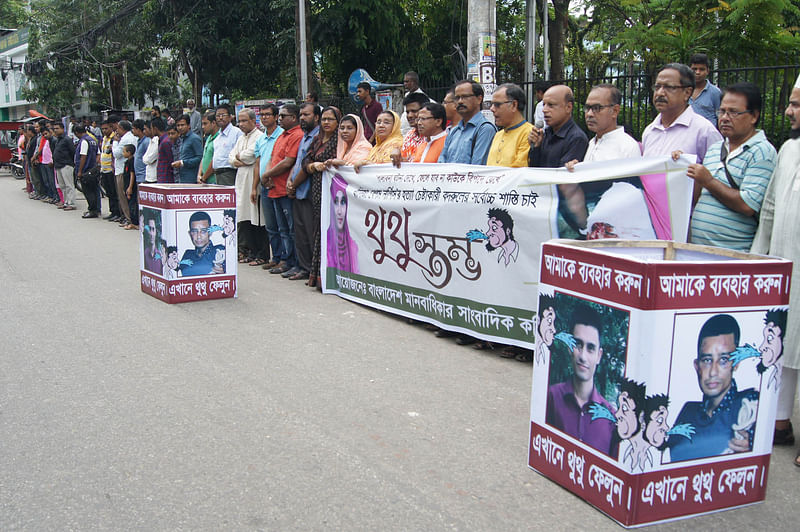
455, 335, 476, 346
103, 214, 115, 220
795, 449, 800, 468
55, 203, 65, 209
63, 205, 76, 211
289, 270, 309, 281
118, 219, 129, 227
82, 211, 98, 219
282, 266, 301, 278
262, 260, 279, 270
270, 262, 289, 274
774, 423, 795, 446
472, 341, 494, 351
109, 215, 120, 222
434, 329, 454, 338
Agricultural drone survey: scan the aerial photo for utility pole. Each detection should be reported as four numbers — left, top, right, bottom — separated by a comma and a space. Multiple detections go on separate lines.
466, 0, 496, 121
524, 0, 537, 122
297, 0, 311, 99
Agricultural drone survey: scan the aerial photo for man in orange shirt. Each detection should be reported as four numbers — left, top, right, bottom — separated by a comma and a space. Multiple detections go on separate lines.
413, 103, 448, 162
260, 104, 304, 275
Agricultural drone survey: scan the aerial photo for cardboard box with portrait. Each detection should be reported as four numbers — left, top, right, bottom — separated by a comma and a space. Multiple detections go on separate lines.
138, 184, 238, 303
529, 240, 791, 527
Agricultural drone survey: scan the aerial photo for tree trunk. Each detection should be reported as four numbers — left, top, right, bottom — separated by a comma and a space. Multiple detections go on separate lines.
549, 0, 569, 80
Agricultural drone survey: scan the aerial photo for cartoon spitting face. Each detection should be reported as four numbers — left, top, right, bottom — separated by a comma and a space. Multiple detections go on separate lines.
759, 321, 783, 367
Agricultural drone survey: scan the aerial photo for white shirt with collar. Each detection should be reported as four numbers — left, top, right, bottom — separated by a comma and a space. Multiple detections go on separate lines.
585, 126, 641, 162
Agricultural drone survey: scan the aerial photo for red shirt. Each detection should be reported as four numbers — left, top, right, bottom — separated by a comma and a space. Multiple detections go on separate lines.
268, 125, 303, 198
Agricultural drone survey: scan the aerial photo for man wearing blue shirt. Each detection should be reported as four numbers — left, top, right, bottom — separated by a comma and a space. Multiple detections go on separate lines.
669, 314, 759, 462
172, 114, 203, 183
285, 103, 321, 281
437, 80, 496, 165
253, 104, 283, 267
689, 53, 722, 126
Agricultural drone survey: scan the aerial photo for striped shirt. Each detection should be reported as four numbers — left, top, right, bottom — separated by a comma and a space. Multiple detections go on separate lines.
690, 130, 777, 250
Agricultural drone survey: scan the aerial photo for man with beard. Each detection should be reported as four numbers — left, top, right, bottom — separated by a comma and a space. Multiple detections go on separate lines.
285, 102, 321, 280
751, 74, 800, 466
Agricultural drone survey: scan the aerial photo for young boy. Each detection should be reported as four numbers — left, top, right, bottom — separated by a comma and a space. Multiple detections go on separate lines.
123, 144, 139, 230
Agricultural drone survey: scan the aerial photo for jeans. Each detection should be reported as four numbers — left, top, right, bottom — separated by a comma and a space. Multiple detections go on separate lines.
261, 192, 284, 261
272, 195, 295, 268
39, 164, 58, 200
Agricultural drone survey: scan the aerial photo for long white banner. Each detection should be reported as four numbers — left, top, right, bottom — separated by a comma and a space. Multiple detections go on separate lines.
321, 157, 692, 348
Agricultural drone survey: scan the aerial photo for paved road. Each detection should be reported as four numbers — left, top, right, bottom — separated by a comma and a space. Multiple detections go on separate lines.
0, 171, 797, 531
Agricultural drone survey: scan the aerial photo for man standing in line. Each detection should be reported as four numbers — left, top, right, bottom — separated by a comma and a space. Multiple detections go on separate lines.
642, 63, 721, 162
562, 84, 643, 236
438, 80, 496, 165
528, 84, 589, 237
259, 104, 304, 275
357, 82, 383, 143
252, 104, 283, 267
688, 82, 777, 250
487, 83, 533, 167
148, 118, 171, 184
187, 99, 202, 137
73, 124, 100, 219
397, 92, 430, 161
98, 121, 121, 221
213, 104, 242, 185
112, 119, 137, 225
172, 114, 203, 184
400, 71, 431, 135
750, 74, 800, 467
689, 53, 722, 126
285, 102, 321, 281
228, 108, 265, 266
51, 122, 76, 211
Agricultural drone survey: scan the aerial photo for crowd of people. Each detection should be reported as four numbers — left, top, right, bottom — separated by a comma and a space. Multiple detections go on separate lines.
13, 57, 800, 465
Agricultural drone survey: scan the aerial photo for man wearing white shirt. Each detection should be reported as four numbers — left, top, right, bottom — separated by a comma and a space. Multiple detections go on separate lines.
142, 120, 159, 183
571, 84, 641, 165
112, 119, 137, 225
212, 104, 242, 186
566, 84, 653, 240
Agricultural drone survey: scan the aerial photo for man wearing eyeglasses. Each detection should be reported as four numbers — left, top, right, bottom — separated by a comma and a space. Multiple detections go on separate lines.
669, 314, 759, 462
180, 211, 226, 276
486, 83, 533, 167
688, 82, 777, 251
642, 63, 721, 163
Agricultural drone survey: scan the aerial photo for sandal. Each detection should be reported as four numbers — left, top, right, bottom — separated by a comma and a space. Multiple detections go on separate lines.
515, 350, 533, 363
248, 258, 267, 266
238, 256, 252, 264
795, 449, 800, 467
472, 341, 494, 350
499, 346, 520, 359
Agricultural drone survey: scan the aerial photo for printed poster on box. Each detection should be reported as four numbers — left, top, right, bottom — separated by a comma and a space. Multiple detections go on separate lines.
529, 240, 792, 527
138, 184, 238, 303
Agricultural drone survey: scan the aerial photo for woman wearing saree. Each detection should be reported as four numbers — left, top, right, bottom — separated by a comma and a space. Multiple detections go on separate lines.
353, 110, 403, 171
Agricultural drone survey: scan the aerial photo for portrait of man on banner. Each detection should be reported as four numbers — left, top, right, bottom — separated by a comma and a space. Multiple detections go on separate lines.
178, 210, 226, 277
668, 313, 762, 462
544, 292, 630, 458
141, 207, 164, 275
